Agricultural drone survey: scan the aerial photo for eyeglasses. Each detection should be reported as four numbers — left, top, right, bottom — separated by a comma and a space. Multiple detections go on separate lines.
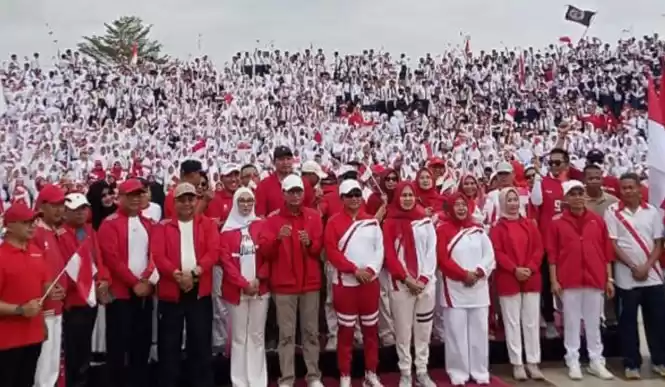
548, 160, 564, 167
343, 192, 363, 198
237, 198, 255, 205
384, 176, 398, 182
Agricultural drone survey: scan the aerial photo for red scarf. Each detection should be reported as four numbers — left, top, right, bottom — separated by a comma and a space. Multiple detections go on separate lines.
437, 192, 479, 245
385, 182, 427, 278
457, 174, 485, 215
415, 168, 444, 211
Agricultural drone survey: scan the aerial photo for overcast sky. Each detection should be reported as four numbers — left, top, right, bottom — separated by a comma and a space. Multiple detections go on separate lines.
1, 0, 663, 65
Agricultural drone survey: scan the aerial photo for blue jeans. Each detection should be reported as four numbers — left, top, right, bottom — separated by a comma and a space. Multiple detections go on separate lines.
616, 284, 665, 369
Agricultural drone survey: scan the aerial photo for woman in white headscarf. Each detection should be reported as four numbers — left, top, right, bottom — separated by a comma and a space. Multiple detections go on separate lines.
219, 187, 270, 387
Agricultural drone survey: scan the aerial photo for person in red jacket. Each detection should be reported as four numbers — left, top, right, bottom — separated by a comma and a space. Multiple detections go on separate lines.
99, 178, 158, 387
489, 187, 544, 381
366, 168, 399, 218
383, 182, 437, 387
164, 159, 211, 219
301, 160, 328, 210
259, 174, 324, 387
414, 168, 445, 214
0, 203, 49, 387
254, 146, 294, 217
59, 193, 110, 387
151, 182, 219, 387
206, 163, 240, 225
324, 179, 385, 387
547, 180, 615, 381
219, 187, 270, 387
31, 184, 67, 387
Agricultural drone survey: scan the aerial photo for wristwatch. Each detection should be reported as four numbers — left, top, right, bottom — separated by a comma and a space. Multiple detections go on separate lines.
15, 305, 24, 316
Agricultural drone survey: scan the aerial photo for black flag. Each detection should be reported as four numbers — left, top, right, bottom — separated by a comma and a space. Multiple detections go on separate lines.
564, 5, 596, 27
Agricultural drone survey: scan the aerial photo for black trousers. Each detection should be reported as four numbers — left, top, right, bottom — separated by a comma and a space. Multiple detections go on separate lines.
64, 306, 98, 387
158, 291, 213, 387
617, 285, 665, 369
540, 255, 555, 323
0, 343, 42, 387
106, 294, 153, 387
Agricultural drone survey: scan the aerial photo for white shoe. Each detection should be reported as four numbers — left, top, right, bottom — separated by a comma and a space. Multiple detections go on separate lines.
325, 336, 337, 351
363, 371, 384, 387
513, 365, 528, 381
588, 361, 614, 380
415, 372, 435, 387
545, 323, 559, 339
568, 365, 583, 380
381, 336, 395, 347
340, 376, 352, 387
398, 373, 412, 387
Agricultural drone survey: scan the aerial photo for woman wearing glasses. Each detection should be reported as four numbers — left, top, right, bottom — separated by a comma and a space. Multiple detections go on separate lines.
219, 187, 270, 387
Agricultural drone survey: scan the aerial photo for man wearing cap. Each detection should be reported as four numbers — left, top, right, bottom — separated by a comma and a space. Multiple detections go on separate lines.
546, 180, 615, 381
260, 174, 324, 387
58, 193, 110, 387
0, 203, 49, 387
164, 159, 210, 219
301, 160, 327, 210
483, 161, 532, 226
569, 149, 621, 197
206, 163, 241, 225
31, 184, 68, 387
255, 146, 294, 217
151, 182, 219, 387
98, 179, 158, 387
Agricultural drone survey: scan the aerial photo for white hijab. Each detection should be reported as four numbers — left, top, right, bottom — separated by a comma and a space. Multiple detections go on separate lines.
221, 187, 258, 232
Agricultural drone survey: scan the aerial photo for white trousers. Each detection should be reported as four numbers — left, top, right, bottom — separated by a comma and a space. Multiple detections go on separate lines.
378, 270, 395, 342
432, 271, 445, 339
92, 305, 106, 353
499, 293, 541, 365
212, 266, 230, 349
443, 307, 490, 385
230, 295, 270, 387
34, 314, 62, 387
390, 283, 435, 374
561, 288, 604, 367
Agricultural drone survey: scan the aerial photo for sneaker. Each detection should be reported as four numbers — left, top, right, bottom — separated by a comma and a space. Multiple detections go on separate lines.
398, 373, 412, 387
308, 379, 325, 387
363, 371, 384, 387
381, 336, 395, 347
588, 361, 614, 380
325, 336, 337, 351
568, 365, 583, 380
415, 372, 436, 387
513, 365, 528, 381
526, 364, 545, 380
652, 365, 665, 378
545, 323, 559, 339
340, 376, 352, 387
624, 368, 641, 380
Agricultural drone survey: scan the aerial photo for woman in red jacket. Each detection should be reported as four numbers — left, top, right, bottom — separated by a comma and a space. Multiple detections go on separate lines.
150, 182, 220, 387
383, 182, 437, 387
547, 180, 615, 381
489, 187, 544, 381
414, 168, 444, 214
366, 168, 400, 216
219, 187, 270, 387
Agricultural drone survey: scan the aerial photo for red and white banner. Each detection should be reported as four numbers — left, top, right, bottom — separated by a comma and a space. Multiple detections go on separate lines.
647, 74, 665, 210
64, 241, 97, 307
130, 42, 138, 66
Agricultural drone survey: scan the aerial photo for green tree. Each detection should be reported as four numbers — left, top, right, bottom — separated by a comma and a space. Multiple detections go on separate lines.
77, 16, 166, 65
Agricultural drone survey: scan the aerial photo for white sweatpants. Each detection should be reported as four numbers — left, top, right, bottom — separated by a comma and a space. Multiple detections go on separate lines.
561, 288, 605, 367
499, 293, 541, 366
378, 270, 395, 342
432, 271, 445, 340
390, 283, 436, 375
230, 294, 270, 387
443, 307, 490, 385
212, 266, 230, 349
34, 314, 62, 387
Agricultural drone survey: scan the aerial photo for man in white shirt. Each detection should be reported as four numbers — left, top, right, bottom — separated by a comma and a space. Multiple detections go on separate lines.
604, 173, 665, 380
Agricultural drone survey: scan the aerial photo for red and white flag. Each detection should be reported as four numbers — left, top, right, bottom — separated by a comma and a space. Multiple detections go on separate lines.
191, 139, 207, 157
647, 73, 665, 210
130, 42, 138, 66
64, 241, 97, 307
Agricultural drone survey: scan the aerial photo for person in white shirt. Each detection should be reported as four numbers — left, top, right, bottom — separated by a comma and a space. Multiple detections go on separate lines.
437, 193, 495, 385
604, 173, 665, 380
151, 182, 219, 387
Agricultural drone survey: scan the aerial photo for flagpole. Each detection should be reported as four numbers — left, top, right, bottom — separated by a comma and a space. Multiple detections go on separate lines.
578, 26, 590, 45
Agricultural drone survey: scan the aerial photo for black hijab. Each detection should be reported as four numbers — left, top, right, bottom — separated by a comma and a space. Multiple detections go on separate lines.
87, 180, 117, 230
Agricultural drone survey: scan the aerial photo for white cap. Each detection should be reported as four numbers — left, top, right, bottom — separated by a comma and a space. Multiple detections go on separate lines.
562, 180, 585, 195
301, 160, 327, 179
220, 163, 240, 176
281, 174, 304, 191
65, 193, 90, 210
339, 179, 362, 195
338, 164, 357, 177
495, 161, 514, 174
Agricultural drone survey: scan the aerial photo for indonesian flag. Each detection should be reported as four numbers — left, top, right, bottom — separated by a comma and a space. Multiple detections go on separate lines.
420, 142, 433, 160
130, 42, 138, 66
0, 81, 7, 117
191, 139, 206, 157
505, 107, 517, 122
64, 241, 97, 307
559, 36, 572, 44
647, 74, 665, 210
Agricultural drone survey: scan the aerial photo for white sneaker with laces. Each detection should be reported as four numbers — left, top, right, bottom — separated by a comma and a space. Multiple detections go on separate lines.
398, 373, 412, 387
324, 336, 337, 351
340, 376, 352, 387
415, 372, 436, 387
363, 371, 384, 387
568, 365, 583, 380
588, 361, 614, 380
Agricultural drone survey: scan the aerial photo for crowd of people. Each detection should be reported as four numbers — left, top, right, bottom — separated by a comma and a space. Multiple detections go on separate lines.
1, 32, 665, 387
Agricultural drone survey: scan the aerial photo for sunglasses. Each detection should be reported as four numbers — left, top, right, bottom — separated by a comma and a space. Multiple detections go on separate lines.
343, 192, 363, 199
548, 160, 564, 167
384, 176, 398, 182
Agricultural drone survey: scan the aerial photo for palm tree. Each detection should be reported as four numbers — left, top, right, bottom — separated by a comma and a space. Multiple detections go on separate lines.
77, 16, 166, 65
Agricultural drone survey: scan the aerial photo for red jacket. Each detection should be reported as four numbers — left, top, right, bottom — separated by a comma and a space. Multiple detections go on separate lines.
32, 223, 67, 315
150, 215, 220, 302
569, 168, 648, 201
324, 210, 378, 277
219, 221, 270, 305
205, 189, 234, 224
546, 209, 613, 290
536, 176, 564, 242
320, 190, 366, 222
490, 218, 543, 296
57, 225, 110, 309
259, 206, 324, 294
98, 210, 155, 299
254, 173, 285, 217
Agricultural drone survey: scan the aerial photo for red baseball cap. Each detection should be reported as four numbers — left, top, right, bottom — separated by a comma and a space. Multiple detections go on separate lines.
36, 184, 66, 205
118, 179, 146, 195
4, 202, 40, 223
428, 157, 445, 167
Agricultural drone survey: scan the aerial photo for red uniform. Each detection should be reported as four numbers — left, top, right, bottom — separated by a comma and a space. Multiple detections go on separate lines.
535, 176, 565, 242
205, 190, 234, 224
254, 174, 286, 217
32, 223, 67, 316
